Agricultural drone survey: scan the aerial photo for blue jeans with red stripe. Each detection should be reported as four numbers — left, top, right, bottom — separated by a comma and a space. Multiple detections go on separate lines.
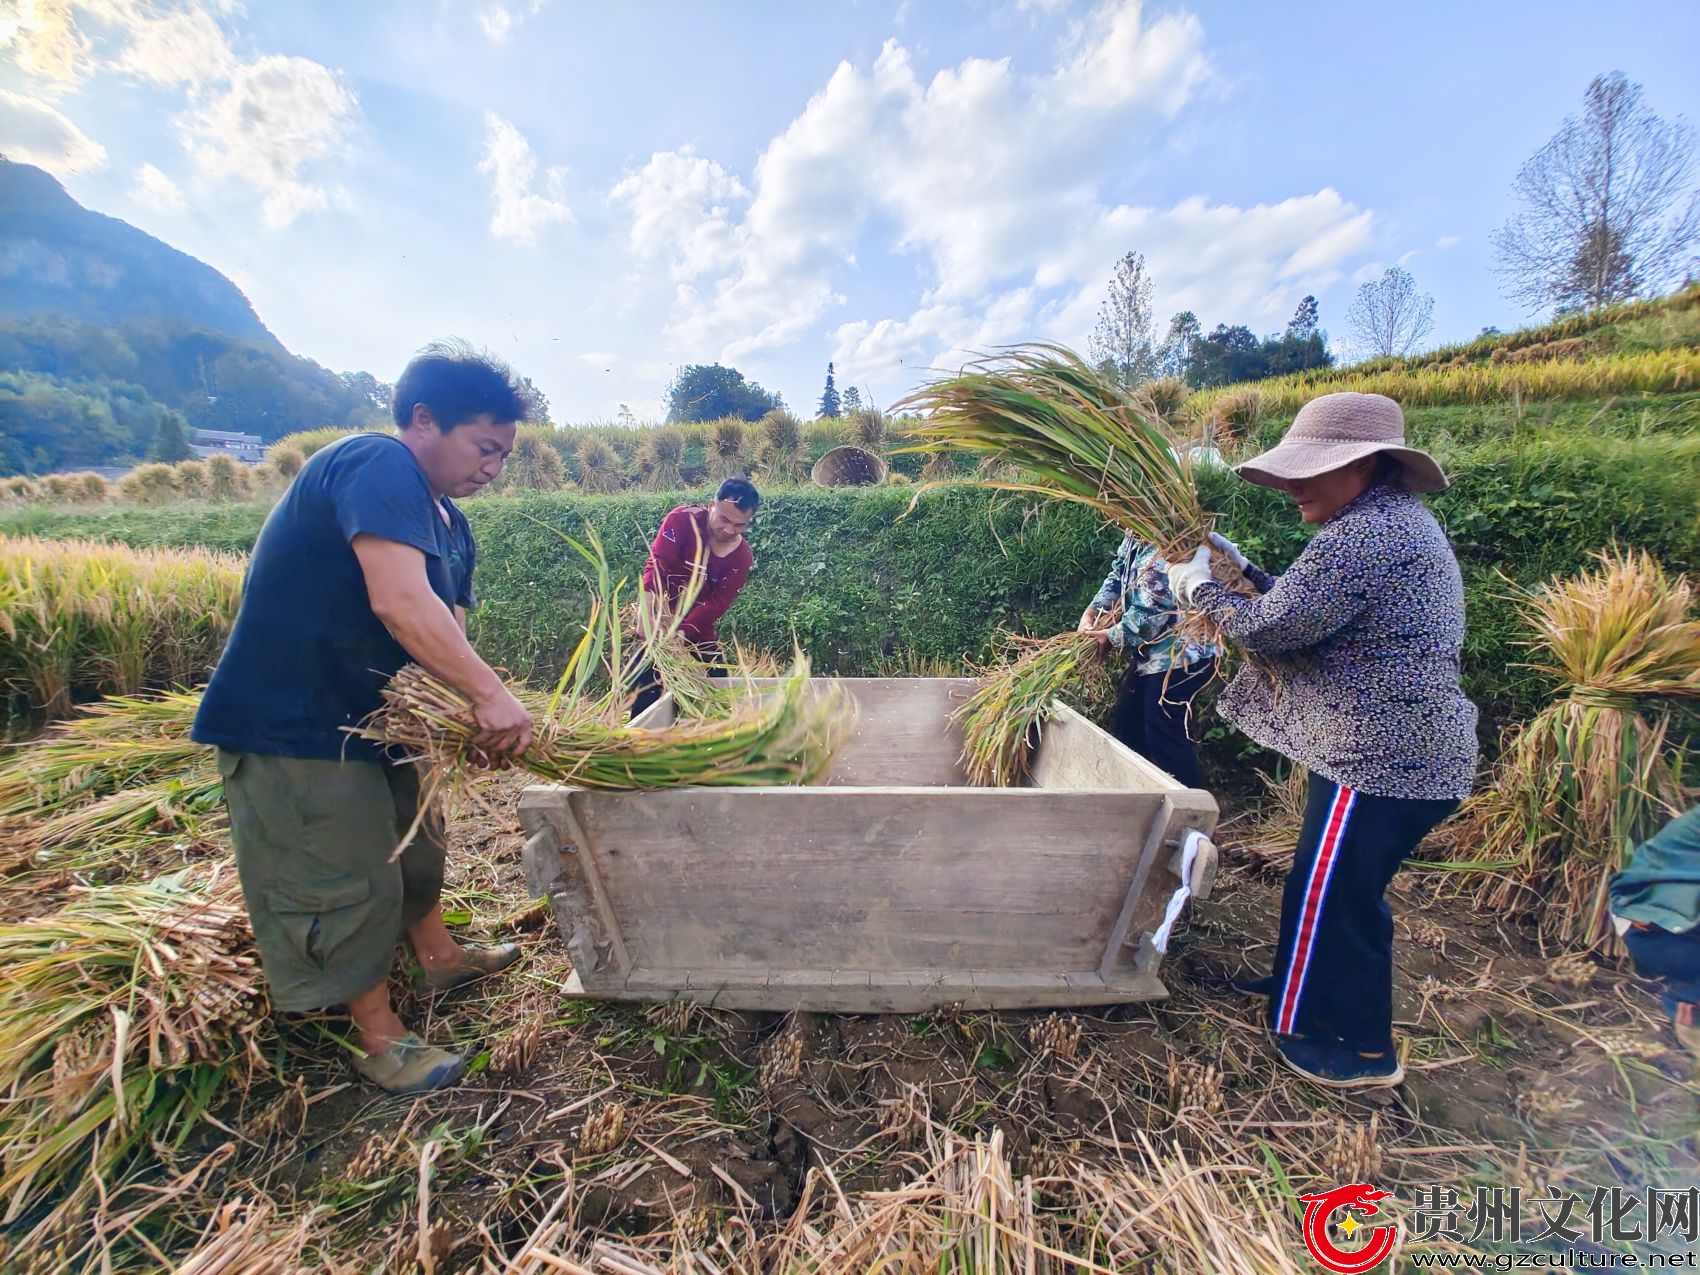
1269, 772, 1459, 1054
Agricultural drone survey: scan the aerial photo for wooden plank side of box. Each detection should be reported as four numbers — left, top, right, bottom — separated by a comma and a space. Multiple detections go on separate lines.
534, 786, 1168, 976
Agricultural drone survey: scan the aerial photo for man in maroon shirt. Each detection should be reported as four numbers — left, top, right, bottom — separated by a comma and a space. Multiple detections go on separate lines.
630, 477, 759, 715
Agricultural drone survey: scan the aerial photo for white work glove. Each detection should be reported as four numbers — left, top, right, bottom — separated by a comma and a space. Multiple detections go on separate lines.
1207, 531, 1250, 571
1167, 545, 1215, 607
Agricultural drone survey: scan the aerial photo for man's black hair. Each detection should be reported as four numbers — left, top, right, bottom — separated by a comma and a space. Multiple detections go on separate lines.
716, 476, 761, 511
393, 338, 533, 431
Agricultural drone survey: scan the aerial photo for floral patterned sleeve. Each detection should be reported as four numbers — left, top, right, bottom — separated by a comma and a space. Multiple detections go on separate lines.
1192, 530, 1381, 654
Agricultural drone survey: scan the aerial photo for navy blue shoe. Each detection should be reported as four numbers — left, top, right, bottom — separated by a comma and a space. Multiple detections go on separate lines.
1274, 1034, 1404, 1089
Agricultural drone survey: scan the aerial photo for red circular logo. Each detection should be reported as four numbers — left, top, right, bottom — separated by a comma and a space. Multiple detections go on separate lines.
1298, 1183, 1398, 1274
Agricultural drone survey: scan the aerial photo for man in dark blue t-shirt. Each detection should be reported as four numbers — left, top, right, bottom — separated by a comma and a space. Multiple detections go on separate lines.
193, 339, 535, 1094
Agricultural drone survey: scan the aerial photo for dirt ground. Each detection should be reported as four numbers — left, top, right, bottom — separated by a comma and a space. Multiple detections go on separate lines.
190, 773, 1698, 1270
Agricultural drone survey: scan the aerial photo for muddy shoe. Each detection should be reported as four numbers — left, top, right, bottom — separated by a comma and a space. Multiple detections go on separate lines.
419, 942, 523, 994
1274, 1034, 1404, 1090
353, 1034, 466, 1094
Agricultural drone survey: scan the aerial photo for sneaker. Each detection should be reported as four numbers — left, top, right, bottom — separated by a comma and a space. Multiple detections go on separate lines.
1274, 1034, 1404, 1089
1231, 971, 1277, 999
353, 1034, 466, 1094
418, 941, 523, 994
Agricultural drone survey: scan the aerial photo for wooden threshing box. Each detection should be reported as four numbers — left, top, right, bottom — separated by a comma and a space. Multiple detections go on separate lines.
520, 677, 1219, 1012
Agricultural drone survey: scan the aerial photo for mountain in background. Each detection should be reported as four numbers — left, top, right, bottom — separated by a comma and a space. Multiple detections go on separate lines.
0, 159, 278, 344
0, 159, 387, 475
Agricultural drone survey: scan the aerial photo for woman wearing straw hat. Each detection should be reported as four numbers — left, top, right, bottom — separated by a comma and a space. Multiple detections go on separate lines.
1166, 391, 1478, 1089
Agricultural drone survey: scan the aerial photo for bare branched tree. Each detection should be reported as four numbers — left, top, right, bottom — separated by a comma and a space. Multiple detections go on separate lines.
1344, 267, 1435, 359
1087, 251, 1156, 388
1492, 72, 1700, 314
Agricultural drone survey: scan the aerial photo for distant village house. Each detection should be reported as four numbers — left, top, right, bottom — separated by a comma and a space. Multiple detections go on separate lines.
190, 429, 266, 465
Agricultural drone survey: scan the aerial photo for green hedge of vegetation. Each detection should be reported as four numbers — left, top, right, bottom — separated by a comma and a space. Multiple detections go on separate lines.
3, 432, 1694, 769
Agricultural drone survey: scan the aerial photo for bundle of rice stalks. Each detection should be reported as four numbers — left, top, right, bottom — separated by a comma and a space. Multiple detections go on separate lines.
0, 689, 211, 825
118, 463, 181, 507
757, 409, 806, 484
953, 632, 1109, 787
573, 435, 624, 494
1, 476, 38, 504
1136, 375, 1192, 421
205, 452, 253, 502
918, 448, 959, 483
640, 427, 687, 491
0, 869, 270, 1255
72, 471, 109, 504
173, 459, 209, 499
39, 473, 78, 504
359, 656, 849, 793
841, 408, 887, 453
267, 444, 307, 480
707, 418, 751, 480
499, 431, 567, 492
1452, 550, 1698, 953
894, 345, 1251, 602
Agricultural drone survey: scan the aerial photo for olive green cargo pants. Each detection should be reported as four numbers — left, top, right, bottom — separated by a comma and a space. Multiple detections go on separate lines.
217, 750, 445, 1012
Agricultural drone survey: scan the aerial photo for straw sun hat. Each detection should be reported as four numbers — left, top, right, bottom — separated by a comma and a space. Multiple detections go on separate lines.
1234, 391, 1449, 494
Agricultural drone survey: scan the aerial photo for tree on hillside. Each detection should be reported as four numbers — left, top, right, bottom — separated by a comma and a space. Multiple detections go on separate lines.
1345, 267, 1435, 358
1088, 252, 1157, 388
148, 410, 192, 462
1187, 324, 1260, 388
1492, 72, 1700, 314
665, 363, 782, 423
1286, 295, 1320, 341
1156, 310, 1201, 380
516, 375, 550, 424
818, 362, 842, 418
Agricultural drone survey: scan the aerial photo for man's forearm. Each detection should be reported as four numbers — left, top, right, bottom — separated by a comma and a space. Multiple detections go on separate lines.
377, 594, 506, 703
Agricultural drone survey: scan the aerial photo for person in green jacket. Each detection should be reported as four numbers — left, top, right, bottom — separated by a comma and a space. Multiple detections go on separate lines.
1608, 806, 1700, 1058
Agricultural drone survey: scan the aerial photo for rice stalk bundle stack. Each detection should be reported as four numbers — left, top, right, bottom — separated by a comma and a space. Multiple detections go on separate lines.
953, 632, 1106, 787
1457, 550, 1698, 953
757, 409, 806, 485
573, 435, 625, 494
707, 418, 751, 480
642, 427, 687, 491
0, 869, 269, 1256
893, 345, 1256, 611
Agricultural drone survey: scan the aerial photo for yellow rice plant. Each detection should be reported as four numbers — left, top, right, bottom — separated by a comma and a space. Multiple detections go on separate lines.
267, 444, 307, 480
173, 459, 209, 499
0, 538, 241, 719
1455, 551, 1698, 953
1179, 349, 1700, 426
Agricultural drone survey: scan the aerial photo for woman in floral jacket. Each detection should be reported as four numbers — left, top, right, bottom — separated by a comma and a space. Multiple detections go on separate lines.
1076, 536, 1222, 789
1169, 391, 1478, 1090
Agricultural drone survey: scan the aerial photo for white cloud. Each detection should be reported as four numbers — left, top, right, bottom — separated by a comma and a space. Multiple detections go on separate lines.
183, 54, 356, 227
609, 0, 1370, 385
3, 3, 354, 227
114, 4, 235, 89
477, 0, 549, 43
610, 146, 748, 278
0, 89, 107, 173
130, 161, 188, 211
1435, 234, 1460, 250
577, 351, 618, 367
479, 112, 574, 244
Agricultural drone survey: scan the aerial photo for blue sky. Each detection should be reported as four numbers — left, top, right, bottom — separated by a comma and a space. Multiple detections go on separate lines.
3, 0, 1697, 423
